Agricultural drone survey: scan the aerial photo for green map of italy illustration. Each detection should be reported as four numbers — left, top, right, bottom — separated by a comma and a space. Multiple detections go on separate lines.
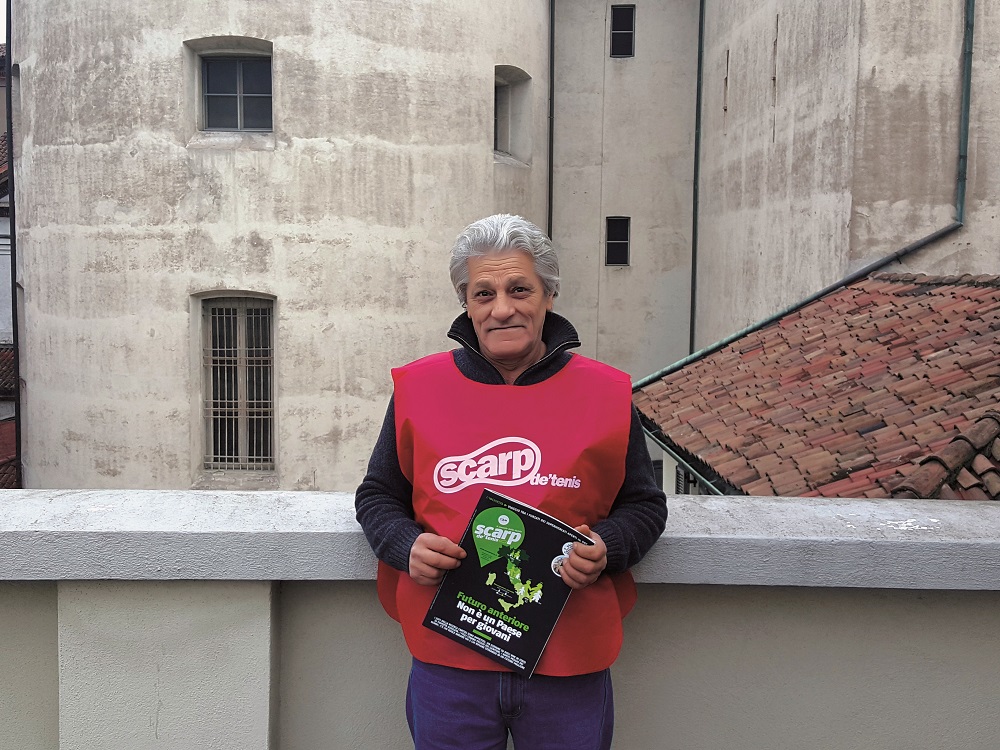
472, 507, 543, 613
488, 548, 543, 612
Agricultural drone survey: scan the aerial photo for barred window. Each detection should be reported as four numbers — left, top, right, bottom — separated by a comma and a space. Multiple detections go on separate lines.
202, 297, 274, 470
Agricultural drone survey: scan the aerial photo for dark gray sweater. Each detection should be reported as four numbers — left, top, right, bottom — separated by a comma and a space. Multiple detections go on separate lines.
355, 311, 668, 574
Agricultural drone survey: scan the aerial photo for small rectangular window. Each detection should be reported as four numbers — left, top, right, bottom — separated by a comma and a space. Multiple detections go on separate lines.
203, 57, 273, 131
494, 81, 511, 153
202, 298, 274, 470
605, 217, 630, 266
610, 6, 636, 58
493, 65, 532, 162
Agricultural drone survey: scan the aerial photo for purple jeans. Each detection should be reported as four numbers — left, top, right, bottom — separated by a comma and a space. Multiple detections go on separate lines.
405, 659, 614, 750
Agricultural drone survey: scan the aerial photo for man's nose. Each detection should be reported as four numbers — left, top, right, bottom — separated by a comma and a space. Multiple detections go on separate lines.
491, 293, 514, 318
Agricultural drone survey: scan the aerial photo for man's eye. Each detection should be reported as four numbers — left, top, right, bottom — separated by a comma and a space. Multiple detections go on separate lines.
474, 290, 493, 298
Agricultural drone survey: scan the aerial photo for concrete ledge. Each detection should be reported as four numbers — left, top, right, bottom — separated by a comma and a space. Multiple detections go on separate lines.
2, 490, 999, 588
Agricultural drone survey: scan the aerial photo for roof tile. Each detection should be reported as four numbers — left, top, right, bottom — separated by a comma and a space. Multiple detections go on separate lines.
635, 273, 1000, 501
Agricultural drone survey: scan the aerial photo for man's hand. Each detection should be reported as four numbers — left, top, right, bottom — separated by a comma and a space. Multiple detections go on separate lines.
408, 532, 466, 586
559, 525, 608, 590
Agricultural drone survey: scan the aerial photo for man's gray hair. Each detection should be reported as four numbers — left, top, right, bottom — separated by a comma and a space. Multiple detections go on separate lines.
449, 214, 560, 305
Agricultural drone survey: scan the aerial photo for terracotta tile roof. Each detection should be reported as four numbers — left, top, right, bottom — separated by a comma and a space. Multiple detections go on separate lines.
890, 412, 1000, 500
634, 273, 1000, 499
0, 345, 14, 397
0, 419, 16, 489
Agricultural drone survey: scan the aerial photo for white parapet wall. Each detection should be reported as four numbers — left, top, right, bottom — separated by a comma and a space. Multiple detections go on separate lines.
4, 490, 1000, 587
3, 490, 1000, 750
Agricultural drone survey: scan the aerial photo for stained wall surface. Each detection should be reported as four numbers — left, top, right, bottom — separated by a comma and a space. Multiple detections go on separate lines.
552, 0, 697, 381
694, 1, 996, 350
12, 0, 550, 489
694, 0, 861, 347
849, 1, 998, 275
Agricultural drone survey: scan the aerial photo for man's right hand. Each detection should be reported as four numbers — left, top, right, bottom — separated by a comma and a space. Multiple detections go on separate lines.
408, 532, 466, 585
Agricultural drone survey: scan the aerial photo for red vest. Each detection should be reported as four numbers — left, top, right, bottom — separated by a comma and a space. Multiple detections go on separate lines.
378, 351, 637, 676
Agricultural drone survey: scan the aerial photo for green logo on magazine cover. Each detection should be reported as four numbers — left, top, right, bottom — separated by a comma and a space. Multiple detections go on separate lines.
472, 507, 525, 566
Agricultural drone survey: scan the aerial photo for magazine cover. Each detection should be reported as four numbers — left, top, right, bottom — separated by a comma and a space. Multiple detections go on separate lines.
423, 488, 593, 676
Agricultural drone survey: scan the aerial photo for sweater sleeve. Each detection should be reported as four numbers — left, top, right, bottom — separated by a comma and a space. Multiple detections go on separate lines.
590, 405, 669, 573
354, 396, 424, 572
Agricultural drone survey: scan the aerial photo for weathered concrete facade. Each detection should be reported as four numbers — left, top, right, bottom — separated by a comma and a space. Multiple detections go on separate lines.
696, 0, 861, 344
12, 0, 550, 488
552, 0, 697, 381
10, 0, 1000, 487
695, 0, 996, 347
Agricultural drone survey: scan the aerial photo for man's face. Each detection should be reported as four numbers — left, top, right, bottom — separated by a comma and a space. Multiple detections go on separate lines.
465, 251, 553, 368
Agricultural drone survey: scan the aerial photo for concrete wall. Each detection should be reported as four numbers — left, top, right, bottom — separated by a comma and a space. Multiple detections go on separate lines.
11, 0, 549, 489
552, 0, 697, 380
282, 582, 1000, 750
8, 579, 1000, 750
0, 582, 58, 750
58, 581, 275, 750
694, 0, 996, 349
618, 584, 1000, 750
5, 490, 1000, 749
849, 0, 1000, 276
695, 0, 861, 346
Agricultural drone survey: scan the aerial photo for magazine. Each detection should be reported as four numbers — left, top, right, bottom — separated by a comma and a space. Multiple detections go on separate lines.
423, 488, 593, 677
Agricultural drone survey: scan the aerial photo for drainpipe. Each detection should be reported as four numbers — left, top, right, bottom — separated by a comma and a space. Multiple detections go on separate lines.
636, 0, 975, 393
688, 0, 706, 355
5, 0, 20, 487
955, 0, 975, 223
546, 0, 555, 237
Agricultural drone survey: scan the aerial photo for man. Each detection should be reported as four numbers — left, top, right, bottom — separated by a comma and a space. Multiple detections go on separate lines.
356, 214, 667, 750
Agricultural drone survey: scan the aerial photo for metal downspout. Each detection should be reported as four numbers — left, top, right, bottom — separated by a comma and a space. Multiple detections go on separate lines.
955, 0, 975, 223
688, 0, 706, 355
6, 0, 21, 487
638, 0, 976, 492
546, 0, 555, 237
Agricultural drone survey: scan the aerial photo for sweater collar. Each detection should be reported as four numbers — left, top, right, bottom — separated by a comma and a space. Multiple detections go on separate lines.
446, 311, 582, 385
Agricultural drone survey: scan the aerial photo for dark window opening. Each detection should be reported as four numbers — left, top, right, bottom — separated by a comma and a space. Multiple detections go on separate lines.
203, 57, 272, 131
203, 298, 274, 470
610, 5, 636, 58
605, 216, 631, 266
494, 82, 510, 153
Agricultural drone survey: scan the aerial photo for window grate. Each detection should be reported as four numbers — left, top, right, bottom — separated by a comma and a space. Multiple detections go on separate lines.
203, 298, 274, 470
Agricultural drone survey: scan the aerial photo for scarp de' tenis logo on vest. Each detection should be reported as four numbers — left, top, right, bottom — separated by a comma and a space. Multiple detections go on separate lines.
433, 437, 583, 494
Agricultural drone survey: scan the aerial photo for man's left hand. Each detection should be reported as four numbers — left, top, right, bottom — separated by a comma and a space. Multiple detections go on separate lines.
559, 525, 607, 590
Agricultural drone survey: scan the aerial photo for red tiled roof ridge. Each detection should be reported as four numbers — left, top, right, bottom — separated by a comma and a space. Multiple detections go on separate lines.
870, 272, 1000, 287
